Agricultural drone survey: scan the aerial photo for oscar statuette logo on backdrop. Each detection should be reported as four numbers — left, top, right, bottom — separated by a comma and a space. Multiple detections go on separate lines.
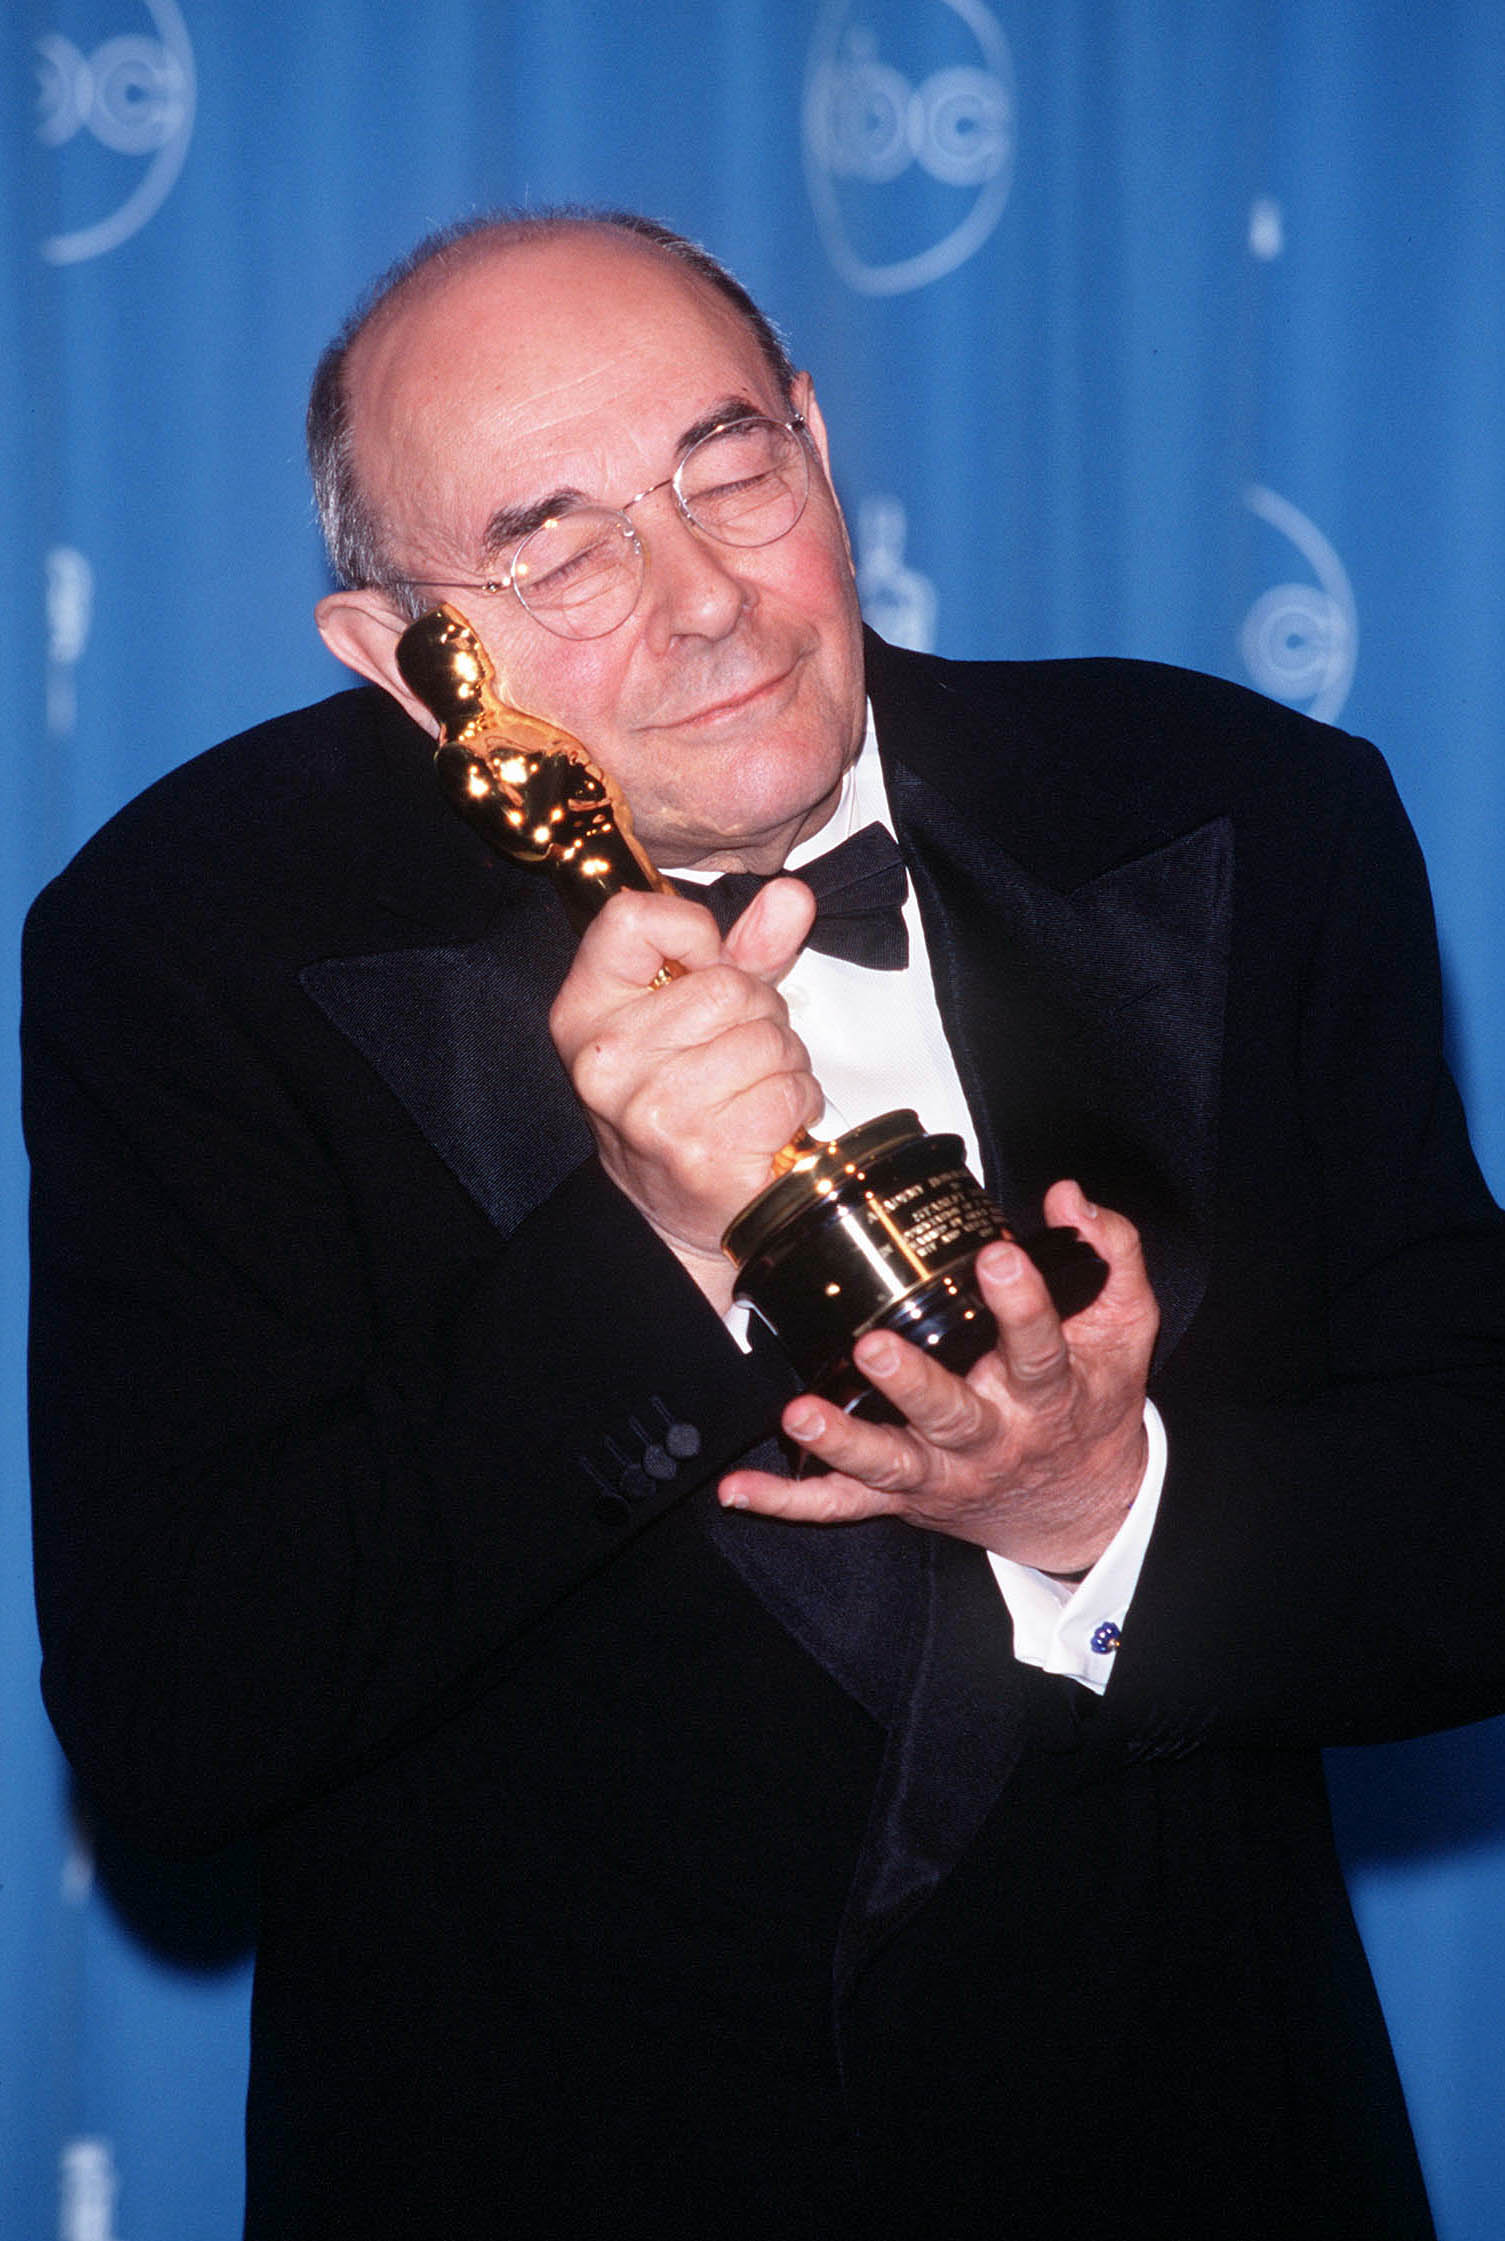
59, 2139, 122, 2241
856, 497, 938, 652
803, 0, 1015, 295
45, 546, 94, 740
35, 0, 196, 265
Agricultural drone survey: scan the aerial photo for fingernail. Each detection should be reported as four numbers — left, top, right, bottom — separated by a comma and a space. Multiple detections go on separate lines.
980, 1243, 1022, 1281
858, 1335, 900, 1376
785, 1403, 822, 1440
719, 1483, 749, 1510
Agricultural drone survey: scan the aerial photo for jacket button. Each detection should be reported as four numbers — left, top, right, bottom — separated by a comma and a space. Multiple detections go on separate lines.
664, 1421, 701, 1459
618, 1464, 653, 1503
642, 1444, 678, 1481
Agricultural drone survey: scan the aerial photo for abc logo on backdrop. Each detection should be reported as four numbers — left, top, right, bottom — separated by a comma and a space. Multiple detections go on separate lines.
35, 0, 196, 264
804, 0, 1016, 295
1240, 487, 1358, 726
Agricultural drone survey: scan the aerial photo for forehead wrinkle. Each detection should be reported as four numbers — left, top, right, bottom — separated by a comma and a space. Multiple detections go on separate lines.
353, 310, 632, 505
487, 346, 639, 433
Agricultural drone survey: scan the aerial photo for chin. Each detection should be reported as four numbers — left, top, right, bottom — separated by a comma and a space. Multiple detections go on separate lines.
633, 729, 853, 869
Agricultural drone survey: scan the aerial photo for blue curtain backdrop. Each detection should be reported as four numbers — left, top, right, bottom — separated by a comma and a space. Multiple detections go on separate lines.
5, 4, 1503, 2234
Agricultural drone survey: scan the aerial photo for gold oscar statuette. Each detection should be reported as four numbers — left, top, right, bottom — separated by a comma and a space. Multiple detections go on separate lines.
398, 604, 1104, 1410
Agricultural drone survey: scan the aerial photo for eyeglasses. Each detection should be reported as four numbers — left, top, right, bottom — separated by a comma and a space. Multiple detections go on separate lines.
399, 413, 811, 641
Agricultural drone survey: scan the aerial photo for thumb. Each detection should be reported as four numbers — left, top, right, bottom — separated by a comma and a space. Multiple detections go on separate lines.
722, 876, 817, 983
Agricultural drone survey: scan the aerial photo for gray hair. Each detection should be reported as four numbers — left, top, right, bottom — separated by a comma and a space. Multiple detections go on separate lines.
306, 208, 799, 601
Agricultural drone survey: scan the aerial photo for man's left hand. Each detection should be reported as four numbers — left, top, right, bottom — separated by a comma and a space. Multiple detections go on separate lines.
719, 1181, 1159, 1574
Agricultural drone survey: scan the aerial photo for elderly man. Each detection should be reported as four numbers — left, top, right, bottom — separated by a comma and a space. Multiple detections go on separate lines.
25, 211, 1505, 2239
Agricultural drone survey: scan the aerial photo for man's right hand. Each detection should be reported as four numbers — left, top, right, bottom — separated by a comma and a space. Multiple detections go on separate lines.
548, 878, 822, 1310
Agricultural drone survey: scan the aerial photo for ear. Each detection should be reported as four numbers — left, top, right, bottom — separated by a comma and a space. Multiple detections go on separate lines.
315, 587, 439, 736
790, 372, 854, 575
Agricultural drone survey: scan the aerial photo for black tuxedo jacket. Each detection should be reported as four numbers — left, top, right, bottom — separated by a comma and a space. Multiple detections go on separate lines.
25, 632, 1505, 2238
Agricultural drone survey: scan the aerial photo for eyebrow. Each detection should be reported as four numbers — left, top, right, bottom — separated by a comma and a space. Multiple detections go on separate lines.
477, 393, 769, 561
479, 489, 590, 557
676, 393, 766, 452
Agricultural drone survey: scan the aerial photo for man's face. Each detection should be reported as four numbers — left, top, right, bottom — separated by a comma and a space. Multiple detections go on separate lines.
326, 232, 867, 872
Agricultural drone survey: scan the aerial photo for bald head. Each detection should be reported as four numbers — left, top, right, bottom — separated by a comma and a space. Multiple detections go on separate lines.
307, 210, 797, 600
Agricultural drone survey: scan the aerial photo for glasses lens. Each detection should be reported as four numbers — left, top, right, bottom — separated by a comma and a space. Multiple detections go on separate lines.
512, 510, 642, 639
678, 420, 808, 547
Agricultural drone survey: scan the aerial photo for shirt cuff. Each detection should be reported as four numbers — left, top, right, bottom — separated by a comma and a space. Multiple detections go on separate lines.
986, 1400, 1167, 1695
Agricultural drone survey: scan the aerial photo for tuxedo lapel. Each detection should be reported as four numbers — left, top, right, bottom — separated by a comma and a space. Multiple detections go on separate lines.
703, 1486, 1040, 2000
702, 1490, 920, 1731
782, 638, 1238, 1995
886, 749, 1232, 1366
300, 883, 594, 1242
823, 768, 1238, 1988
832, 1530, 1035, 1997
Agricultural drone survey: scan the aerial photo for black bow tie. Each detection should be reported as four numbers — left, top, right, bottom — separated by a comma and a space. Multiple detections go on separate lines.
684, 822, 910, 971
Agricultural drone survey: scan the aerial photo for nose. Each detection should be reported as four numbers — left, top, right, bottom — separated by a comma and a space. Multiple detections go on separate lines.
634, 490, 749, 651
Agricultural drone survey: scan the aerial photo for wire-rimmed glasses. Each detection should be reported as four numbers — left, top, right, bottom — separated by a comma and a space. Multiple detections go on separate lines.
398, 413, 811, 640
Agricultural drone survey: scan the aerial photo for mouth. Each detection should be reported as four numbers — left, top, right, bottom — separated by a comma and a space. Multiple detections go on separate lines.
650, 656, 802, 734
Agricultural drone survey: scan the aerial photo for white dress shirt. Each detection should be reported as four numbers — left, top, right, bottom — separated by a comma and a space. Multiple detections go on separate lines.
680, 711, 1165, 1694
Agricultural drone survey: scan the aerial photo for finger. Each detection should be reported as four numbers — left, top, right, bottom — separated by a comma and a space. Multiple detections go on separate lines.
709, 1058, 825, 1160
625, 1020, 821, 1161
847, 1328, 995, 1450
973, 1240, 1071, 1389
773, 1391, 934, 1494
575, 888, 727, 994
717, 1461, 897, 1525
722, 876, 817, 983
564, 957, 790, 1108
1040, 1180, 1157, 1320
631, 958, 792, 1051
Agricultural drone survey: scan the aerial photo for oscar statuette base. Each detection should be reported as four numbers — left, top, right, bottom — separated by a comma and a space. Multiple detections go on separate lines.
724, 1109, 1105, 1413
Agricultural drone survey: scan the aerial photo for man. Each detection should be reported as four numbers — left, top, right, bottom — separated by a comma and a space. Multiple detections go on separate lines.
24, 211, 1505, 2238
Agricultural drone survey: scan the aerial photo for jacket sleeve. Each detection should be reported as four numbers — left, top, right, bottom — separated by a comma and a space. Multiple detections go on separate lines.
23, 892, 791, 1857
1111, 738, 1505, 1750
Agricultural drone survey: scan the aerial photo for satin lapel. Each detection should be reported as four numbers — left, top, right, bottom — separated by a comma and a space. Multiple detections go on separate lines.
702, 1482, 1038, 1998
832, 1529, 1037, 1997
807, 786, 1233, 1997
799, 648, 1236, 1993
889, 762, 1232, 1365
300, 884, 594, 1241
702, 1486, 920, 1730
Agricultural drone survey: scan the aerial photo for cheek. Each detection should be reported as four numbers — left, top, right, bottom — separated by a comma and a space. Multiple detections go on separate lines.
476, 618, 628, 742
781, 526, 863, 659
